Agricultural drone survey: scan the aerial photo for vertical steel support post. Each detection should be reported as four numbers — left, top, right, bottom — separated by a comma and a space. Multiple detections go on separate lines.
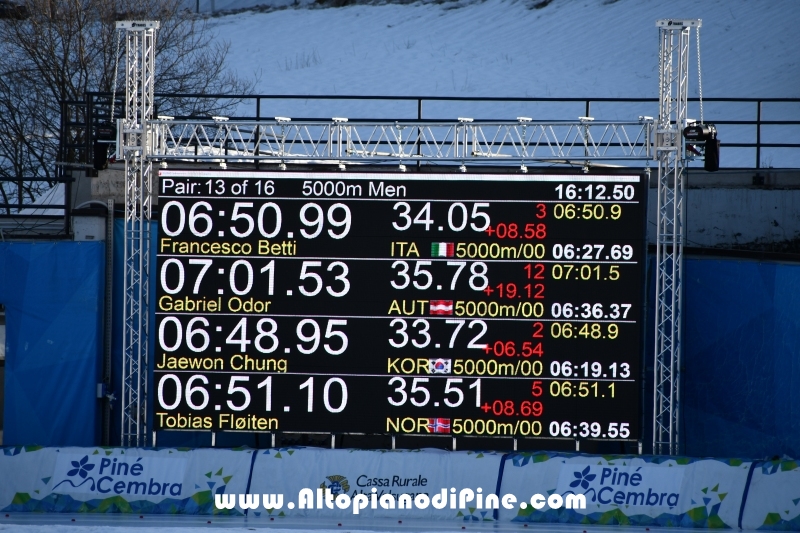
102, 197, 115, 445
756, 100, 762, 168
118, 20, 159, 447
653, 19, 699, 456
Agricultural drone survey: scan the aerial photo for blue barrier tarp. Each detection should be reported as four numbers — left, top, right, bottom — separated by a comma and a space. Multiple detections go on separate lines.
5, 226, 794, 455
106, 242, 800, 455
683, 258, 800, 459
0, 242, 104, 446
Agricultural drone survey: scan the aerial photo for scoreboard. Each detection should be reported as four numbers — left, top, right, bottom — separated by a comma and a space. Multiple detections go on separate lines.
154, 170, 646, 441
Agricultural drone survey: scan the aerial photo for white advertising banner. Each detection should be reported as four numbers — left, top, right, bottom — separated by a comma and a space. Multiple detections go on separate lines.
4, 445, 789, 530
497, 452, 752, 527
741, 459, 800, 530
0, 445, 254, 514
246, 447, 503, 521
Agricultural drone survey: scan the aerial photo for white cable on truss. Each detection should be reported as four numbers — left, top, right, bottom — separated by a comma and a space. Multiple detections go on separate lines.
696, 26, 704, 125
109, 30, 122, 143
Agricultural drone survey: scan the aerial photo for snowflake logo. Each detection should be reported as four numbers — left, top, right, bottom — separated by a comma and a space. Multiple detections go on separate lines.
320, 475, 350, 496
67, 455, 95, 479
569, 465, 596, 490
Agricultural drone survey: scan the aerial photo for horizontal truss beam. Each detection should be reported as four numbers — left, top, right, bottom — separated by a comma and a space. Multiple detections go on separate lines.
148, 118, 656, 165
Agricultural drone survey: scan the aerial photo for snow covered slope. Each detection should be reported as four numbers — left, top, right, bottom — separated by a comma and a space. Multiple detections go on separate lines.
209, 0, 799, 100
192, 0, 800, 166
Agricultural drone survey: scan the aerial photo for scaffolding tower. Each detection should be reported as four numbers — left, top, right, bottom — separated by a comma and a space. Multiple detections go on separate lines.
118, 20, 158, 447
115, 18, 700, 454
653, 19, 700, 456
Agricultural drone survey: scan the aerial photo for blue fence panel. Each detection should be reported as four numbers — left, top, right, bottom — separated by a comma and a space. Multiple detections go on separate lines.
683, 258, 800, 459
0, 242, 104, 446
2, 227, 798, 455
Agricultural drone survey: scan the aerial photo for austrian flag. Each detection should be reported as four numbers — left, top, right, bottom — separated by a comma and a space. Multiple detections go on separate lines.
426, 418, 451, 434
429, 300, 454, 315
431, 242, 454, 257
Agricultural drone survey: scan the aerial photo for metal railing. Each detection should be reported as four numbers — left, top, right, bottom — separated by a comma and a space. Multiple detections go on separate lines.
71, 92, 800, 169
0, 176, 72, 238
0, 94, 115, 235
11, 93, 794, 234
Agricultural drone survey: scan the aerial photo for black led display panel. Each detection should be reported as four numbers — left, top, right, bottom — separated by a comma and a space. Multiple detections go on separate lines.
154, 170, 646, 441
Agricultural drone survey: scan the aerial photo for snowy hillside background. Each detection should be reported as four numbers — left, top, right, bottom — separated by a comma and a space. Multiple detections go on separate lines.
174, 0, 800, 168
24, 0, 800, 213
202, 0, 799, 101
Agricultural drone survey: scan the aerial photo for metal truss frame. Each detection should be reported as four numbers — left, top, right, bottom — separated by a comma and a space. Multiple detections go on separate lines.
116, 18, 697, 454
653, 19, 700, 456
118, 20, 158, 447
150, 117, 655, 167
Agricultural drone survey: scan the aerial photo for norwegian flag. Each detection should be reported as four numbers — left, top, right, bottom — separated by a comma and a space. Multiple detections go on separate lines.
427, 418, 451, 434
429, 300, 453, 315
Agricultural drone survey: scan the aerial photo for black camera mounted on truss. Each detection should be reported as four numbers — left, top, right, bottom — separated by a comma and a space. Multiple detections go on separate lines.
683, 123, 720, 172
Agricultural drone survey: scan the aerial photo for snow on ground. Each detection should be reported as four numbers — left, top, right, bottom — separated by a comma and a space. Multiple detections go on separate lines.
191, 0, 800, 167
1, 525, 349, 533
208, 0, 800, 103
0, 516, 734, 533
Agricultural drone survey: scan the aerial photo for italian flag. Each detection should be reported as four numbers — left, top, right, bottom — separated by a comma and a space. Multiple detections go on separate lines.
431, 242, 454, 257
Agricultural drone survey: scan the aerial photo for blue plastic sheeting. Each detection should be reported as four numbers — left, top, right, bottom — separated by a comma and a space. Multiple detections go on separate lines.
105, 225, 800, 456
683, 258, 800, 459
122, 249, 800, 456
0, 242, 104, 446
